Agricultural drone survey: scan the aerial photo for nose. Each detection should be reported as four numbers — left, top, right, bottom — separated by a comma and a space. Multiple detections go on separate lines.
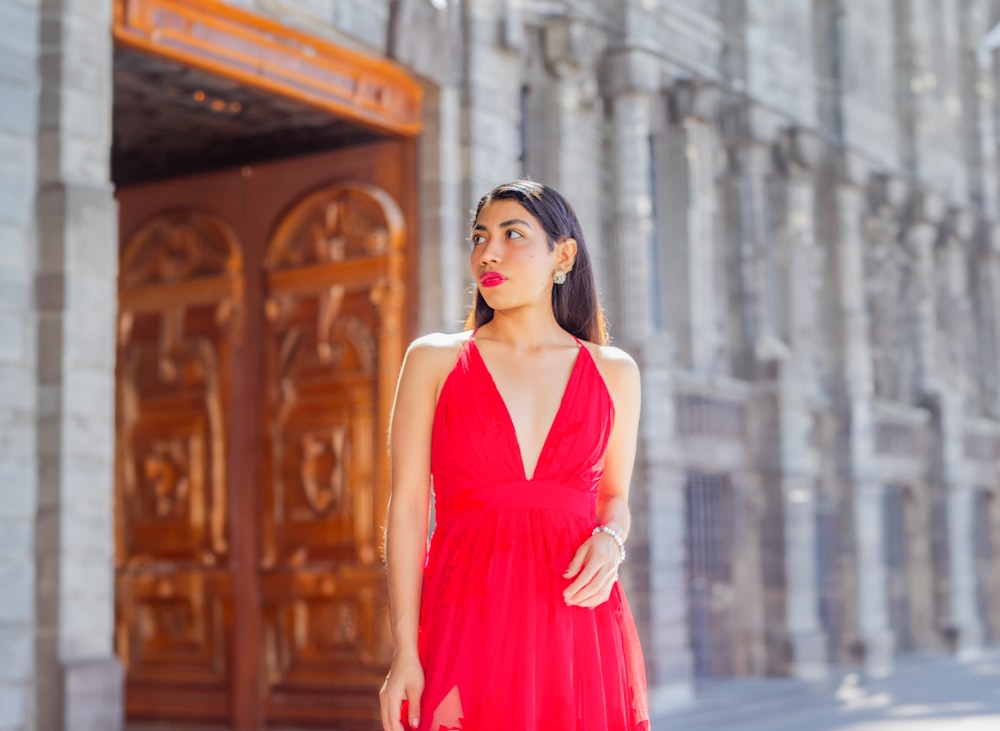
477, 234, 502, 267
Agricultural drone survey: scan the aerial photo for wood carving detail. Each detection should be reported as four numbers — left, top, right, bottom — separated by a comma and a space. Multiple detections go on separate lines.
121, 211, 242, 289
117, 210, 239, 567
119, 339, 227, 561
262, 575, 383, 685
262, 182, 404, 572
272, 312, 377, 383
142, 437, 192, 519
267, 183, 406, 271
264, 362, 374, 564
118, 571, 229, 684
299, 425, 349, 517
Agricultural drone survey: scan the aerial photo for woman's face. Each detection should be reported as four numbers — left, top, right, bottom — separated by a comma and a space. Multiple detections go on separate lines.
469, 199, 573, 312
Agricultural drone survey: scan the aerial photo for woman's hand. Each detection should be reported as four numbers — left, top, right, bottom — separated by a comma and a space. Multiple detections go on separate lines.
379, 652, 425, 731
562, 532, 620, 607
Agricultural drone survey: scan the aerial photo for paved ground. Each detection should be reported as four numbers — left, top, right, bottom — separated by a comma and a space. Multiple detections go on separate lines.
652, 649, 1000, 731
124, 649, 1000, 730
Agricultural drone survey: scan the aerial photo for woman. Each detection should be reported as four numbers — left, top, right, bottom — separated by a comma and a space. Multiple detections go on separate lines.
379, 180, 649, 731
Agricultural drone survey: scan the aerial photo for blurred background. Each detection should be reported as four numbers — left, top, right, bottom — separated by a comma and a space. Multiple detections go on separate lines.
3, 0, 1000, 729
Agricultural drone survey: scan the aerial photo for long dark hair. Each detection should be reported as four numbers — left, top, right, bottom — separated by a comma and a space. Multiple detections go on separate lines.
464, 180, 608, 345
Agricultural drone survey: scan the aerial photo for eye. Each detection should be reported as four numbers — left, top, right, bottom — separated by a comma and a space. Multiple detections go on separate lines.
470, 233, 486, 246
506, 229, 524, 240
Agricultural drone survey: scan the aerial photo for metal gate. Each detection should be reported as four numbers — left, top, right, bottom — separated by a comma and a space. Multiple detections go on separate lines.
883, 485, 915, 653
685, 473, 736, 677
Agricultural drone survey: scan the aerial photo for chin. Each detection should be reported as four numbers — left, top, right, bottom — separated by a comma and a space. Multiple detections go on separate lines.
477, 288, 502, 305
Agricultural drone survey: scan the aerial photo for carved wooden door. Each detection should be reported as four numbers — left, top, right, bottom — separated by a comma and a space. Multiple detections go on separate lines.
115, 209, 242, 721
115, 142, 412, 730
258, 182, 405, 728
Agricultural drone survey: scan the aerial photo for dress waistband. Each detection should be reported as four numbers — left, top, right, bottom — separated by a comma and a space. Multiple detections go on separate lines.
435, 480, 596, 522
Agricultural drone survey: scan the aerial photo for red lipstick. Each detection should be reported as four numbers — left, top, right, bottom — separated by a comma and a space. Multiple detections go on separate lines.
479, 272, 507, 288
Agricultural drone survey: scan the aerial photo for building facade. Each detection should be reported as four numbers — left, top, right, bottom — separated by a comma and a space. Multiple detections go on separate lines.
3, 0, 1000, 729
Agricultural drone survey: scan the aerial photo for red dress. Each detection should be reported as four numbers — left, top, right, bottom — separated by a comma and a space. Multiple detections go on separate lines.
409, 335, 649, 730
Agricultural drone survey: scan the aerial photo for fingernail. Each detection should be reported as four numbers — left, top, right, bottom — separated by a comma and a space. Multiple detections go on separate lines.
410, 718, 419, 728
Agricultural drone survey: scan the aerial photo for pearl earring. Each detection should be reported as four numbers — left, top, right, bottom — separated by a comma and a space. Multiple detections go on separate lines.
553, 270, 567, 285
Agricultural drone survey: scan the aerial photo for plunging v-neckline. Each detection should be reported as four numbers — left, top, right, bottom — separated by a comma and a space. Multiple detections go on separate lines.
469, 338, 584, 482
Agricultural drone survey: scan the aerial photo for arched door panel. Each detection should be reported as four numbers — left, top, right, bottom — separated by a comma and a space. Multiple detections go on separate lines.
115, 211, 242, 720
260, 184, 404, 724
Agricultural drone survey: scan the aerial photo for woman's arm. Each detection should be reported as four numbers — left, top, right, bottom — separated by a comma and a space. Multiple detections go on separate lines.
594, 348, 641, 543
563, 348, 641, 608
380, 338, 442, 731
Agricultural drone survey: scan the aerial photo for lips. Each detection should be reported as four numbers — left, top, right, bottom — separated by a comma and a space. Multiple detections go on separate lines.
479, 272, 507, 288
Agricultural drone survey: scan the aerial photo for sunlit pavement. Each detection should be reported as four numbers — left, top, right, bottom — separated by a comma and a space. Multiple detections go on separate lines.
651, 649, 1000, 731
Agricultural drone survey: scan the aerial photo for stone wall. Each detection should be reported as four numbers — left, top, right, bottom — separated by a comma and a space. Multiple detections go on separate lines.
0, 2, 41, 729
0, 0, 122, 729
35, 0, 121, 727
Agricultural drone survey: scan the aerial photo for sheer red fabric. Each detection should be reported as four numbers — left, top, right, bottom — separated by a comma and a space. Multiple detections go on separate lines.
406, 335, 649, 730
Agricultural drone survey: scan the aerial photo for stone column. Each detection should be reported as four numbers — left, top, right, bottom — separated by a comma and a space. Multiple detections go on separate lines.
606, 48, 693, 711
538, 15, 605, 280
0, 2, 41, 730
769, 129, 828, 681
33, 1, 123, 729
462, 0, 523, 205
836, 152, 893, 677
392, 0, 467, 332
418, 82, 467, 332
721, 105, 779, 378
662, 79, 723, 371
724, 106, 812, 677
979, 225, 1000, 418
942, 406, 982, 660
971, 8, 998, 222
932, 209, 983, 659
606, 49, 656, 341
906, 193, 943, 401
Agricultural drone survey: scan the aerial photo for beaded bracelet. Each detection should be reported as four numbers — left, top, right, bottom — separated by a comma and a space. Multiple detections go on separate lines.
592, 525, 626, 565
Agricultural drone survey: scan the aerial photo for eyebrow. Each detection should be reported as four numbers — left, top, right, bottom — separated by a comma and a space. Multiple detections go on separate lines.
472, 218, 533, 230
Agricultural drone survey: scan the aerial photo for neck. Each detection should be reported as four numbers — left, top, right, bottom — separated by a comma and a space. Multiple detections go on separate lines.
480, 305, 570, 349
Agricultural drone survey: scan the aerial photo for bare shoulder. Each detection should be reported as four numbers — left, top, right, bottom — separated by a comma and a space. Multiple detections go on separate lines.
406, 330, 473, 359
583, 342, 640, 390
400, 330, 474, 387
581, 343, 641, 436
407, 329, 472, 351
